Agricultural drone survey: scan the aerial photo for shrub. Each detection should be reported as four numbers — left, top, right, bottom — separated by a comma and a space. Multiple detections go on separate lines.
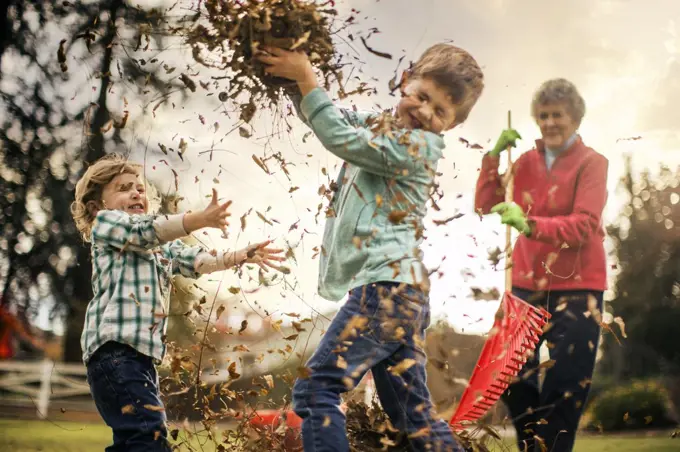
586, 380, 677, 431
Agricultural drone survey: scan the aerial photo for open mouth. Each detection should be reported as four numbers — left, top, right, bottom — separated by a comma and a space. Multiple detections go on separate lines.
409, 114, 423, 129
128, 203, 145, 213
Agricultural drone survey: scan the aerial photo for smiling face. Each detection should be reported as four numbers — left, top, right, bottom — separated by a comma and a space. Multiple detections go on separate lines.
395, 77, 458, 134
99, 172, 148, 215
535, 102, 579, 150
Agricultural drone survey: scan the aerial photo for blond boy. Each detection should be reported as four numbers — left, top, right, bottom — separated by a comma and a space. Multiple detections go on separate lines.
71, 154, 284, 451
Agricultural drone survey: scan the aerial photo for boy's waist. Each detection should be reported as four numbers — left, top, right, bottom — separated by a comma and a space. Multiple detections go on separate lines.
319, 255, 430, 301
86, 341, 156, 366
348, 281, 430, 301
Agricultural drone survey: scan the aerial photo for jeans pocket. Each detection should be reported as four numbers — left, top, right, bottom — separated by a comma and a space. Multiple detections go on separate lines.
87, 360, 120, 417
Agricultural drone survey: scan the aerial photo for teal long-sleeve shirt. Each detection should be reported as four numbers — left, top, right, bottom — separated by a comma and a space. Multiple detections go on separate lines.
297, 88, 446, 301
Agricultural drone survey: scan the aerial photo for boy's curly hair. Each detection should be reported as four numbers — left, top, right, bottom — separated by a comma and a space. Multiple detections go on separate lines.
71, 154, 142, 242
410, 43, 485, 125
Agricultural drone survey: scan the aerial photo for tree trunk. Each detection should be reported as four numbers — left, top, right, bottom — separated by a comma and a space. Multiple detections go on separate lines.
0, 0, 12, 67
61, 0, 123, 363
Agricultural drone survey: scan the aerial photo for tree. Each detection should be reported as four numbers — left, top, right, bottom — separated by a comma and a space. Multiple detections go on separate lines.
0, 0, 187, 362
600, 155, 680, 381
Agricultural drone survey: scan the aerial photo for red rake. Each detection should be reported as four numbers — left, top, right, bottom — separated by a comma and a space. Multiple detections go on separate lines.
449, 291, 551, 429
449, 111, 551, 430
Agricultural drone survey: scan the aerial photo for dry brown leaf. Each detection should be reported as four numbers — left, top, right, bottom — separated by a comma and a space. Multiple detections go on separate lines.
228, 361, 240, 379
538, 359, 556, 370
215, 304, 225, 321
336, 355, 348, 370
263, 374, 274, 389
613, 316, 628, 338
144, 404, 165, 412
387, 210, 408, 224
408, 426, 431, 439
389, 358, 417, 376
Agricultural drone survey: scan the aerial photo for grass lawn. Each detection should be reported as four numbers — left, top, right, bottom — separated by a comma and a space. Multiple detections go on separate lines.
0, 419, 677, 451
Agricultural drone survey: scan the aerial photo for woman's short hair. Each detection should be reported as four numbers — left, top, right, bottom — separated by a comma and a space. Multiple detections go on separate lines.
531, 78, 586, 125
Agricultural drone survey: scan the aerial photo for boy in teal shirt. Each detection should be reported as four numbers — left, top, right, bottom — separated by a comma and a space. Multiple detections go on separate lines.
258, 43, 484, 451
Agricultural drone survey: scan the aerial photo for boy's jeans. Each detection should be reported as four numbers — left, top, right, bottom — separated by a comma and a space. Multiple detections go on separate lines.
292, 282, 463, 452
86, 341, 171, 452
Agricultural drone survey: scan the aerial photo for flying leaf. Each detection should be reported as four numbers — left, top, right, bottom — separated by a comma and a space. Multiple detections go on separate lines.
179, 73, 196, 92
144, 404, 165, 412
613, 316, 627, 338
215, 304, 226, 321
238, 320, 248, 334
360, 36, 392, 59
388, 210, 408, 224
389, 358, 416, 376
227, 361, 240, 379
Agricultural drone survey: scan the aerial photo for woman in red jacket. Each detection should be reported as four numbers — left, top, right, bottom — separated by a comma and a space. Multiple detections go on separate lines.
475, 78, 608, 452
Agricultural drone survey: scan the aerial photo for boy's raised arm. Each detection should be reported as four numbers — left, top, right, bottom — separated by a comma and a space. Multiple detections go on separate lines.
91, 209, 188, 252
258, 47, 443, 178
161, 239, 287, 278
298, 88, 444, 178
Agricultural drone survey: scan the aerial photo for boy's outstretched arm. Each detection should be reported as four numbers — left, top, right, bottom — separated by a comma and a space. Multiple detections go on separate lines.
92, 189, 232, 252
258, 48, 443, 179
161, 240, 286, 278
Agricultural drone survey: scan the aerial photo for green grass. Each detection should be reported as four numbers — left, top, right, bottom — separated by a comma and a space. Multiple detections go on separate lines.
0, 419, 677, 451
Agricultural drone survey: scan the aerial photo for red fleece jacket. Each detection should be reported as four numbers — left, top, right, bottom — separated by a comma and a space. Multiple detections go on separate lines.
475, 136, 609, 292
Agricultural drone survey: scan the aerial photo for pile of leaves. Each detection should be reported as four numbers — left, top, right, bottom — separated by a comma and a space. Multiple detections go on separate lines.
343, 400, 503, 452
184, 0, 343, 122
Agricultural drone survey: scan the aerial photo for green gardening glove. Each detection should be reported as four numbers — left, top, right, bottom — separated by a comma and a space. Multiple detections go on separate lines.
490, 202, 532, 236
489, 128, 522, 157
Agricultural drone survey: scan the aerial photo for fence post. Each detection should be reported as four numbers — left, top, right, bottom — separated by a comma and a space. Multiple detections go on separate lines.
37, 358, 52, 419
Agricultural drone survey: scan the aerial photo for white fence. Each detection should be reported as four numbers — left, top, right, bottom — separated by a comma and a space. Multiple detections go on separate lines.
0, 359, 91, 419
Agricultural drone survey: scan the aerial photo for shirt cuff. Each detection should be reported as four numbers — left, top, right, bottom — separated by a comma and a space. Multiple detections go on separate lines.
153, 214, 188, 243
299, 87, 333, 123
481, 152, 501, 171
193, 250, 229, 274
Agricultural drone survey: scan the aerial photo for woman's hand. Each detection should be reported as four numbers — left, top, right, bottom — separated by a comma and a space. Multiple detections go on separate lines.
490, 202, 532, 236
490, 128, 522, 157
256, 46, 319, 95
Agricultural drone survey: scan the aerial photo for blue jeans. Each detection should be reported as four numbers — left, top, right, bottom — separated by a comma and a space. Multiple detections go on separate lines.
292, 282, 462, 452
86, 341, 171, 452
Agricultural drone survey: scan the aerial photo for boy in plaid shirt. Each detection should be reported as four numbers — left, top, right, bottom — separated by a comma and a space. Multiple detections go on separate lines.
71, 154, 285, 451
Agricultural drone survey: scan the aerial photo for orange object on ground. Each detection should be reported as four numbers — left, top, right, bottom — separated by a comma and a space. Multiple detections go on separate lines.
0, 306, 15, 359
249, 409, 303, 430
248, 409, 303, 450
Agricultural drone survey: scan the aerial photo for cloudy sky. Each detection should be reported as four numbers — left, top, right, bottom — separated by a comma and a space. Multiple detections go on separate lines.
50, 0, 680, 335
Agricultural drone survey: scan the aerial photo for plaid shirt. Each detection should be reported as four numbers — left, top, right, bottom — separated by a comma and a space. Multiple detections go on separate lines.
81, 209, 205, 364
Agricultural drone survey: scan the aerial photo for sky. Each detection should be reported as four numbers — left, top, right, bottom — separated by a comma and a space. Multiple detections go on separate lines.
26, 0, 680, 336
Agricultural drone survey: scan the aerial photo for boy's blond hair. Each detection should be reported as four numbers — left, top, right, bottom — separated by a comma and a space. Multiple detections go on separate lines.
71, 154, 142, 242
410, 43, 485, 125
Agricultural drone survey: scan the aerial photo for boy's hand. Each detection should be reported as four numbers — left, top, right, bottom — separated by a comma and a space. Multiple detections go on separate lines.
490, 128, 522, 157
256, 47, 318, 95
231, 240, 286, 272
490, 202, 532, 236
184, 189, 232, 236
202, 189, 232, 237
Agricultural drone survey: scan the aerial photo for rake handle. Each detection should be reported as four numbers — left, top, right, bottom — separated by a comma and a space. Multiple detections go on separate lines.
505, 110, 513, 293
